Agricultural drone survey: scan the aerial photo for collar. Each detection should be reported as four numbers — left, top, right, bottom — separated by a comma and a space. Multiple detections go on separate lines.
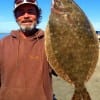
11, 29, 44, 40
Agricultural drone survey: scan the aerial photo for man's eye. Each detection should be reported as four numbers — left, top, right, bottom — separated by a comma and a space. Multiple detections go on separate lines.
20, 11, 25, 15
15, 10, 25, 17
27, 10, 36, 14
28, 11, 34, 14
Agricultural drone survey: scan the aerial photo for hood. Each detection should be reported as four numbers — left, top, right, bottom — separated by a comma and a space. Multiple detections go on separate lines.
10, 29, 44, 40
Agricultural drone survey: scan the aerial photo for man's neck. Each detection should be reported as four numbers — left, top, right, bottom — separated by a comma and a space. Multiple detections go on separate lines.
20, 28, 39, 39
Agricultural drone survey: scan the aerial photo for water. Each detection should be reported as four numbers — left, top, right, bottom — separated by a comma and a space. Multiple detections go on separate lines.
0, 33, 9, 39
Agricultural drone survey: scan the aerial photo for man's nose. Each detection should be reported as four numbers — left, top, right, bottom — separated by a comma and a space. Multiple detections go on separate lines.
23, 12, 30, 18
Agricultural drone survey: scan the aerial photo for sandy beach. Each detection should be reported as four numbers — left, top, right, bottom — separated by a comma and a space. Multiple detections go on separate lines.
53, 49, 100, 100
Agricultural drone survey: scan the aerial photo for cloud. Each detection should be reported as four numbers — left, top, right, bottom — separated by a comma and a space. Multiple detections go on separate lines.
0, 21, 18, 26
0, 21, 47, 33
37, 21, 48, 31
0, 21, 19, 33
0, 16, 3, 19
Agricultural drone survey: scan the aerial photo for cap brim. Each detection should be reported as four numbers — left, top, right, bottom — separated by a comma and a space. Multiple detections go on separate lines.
14, 3, 38, 12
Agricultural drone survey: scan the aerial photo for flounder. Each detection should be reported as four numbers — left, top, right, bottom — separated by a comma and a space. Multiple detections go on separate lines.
45, 0, 99, 99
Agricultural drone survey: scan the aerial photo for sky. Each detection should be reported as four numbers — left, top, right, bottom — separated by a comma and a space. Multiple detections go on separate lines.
0, 0, 100, 33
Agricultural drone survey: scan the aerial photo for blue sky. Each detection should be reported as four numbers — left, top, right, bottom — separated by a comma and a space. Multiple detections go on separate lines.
0, 0, 100, 33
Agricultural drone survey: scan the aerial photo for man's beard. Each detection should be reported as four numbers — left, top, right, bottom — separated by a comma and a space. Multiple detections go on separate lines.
17, 21, 37, 36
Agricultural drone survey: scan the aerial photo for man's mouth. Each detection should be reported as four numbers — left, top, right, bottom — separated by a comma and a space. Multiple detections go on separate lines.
21, 19, 33, 23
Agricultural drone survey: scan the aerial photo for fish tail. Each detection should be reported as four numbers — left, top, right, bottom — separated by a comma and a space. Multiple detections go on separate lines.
72, 88, 81, 100
81, 86, 91, 100
72, 83, 91, 100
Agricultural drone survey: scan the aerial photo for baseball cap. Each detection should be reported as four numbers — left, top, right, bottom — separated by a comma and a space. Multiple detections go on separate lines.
14, 0, 39, 12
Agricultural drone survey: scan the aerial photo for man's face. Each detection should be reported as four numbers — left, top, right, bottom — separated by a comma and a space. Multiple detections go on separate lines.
15, 4, 38, 33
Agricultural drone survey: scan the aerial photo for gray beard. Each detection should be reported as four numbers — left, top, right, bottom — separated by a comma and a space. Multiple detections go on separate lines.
20, 24, 36, 33
17, 21, 37, 34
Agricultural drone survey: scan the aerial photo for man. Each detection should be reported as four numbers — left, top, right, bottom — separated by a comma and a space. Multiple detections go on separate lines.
0, 0, 56, 100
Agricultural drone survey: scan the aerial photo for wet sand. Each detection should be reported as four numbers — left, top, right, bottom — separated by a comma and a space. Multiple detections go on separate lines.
53, 49, 100, 100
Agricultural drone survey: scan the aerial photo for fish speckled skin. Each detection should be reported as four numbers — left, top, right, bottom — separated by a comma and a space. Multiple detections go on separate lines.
45, 0, 99, 99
